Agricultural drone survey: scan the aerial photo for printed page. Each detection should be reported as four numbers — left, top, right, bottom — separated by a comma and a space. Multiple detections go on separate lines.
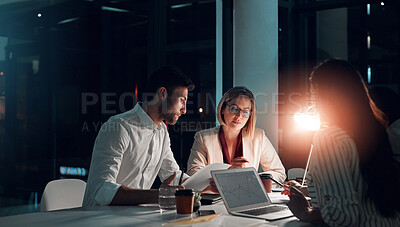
183, 163, 231, 191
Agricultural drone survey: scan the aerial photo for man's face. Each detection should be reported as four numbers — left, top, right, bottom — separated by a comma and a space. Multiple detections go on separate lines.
159, 86, 188, 125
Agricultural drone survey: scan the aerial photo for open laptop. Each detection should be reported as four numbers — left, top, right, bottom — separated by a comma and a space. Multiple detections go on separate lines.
211, 167, 293, 221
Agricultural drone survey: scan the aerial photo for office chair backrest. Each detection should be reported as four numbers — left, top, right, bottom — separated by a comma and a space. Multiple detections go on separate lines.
40, 179, 86, 212
287, 168, 305, 180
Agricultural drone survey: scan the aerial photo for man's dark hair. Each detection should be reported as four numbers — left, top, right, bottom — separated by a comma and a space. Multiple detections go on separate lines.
143, 66, 195, 102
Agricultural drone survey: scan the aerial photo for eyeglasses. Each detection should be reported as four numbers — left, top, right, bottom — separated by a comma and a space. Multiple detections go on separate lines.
226, 103, 252, 118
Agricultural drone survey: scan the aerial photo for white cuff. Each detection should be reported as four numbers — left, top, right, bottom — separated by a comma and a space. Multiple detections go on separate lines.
94, 181, 121, 205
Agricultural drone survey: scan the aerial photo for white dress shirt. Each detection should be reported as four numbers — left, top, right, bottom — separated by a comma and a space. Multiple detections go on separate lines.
83, 103, 183, 206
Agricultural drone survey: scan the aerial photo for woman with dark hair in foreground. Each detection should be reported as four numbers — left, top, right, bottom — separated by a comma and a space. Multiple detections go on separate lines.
283, 58, 400, 226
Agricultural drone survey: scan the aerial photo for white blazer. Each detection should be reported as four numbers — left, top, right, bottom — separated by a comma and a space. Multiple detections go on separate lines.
187, 126, 286, 183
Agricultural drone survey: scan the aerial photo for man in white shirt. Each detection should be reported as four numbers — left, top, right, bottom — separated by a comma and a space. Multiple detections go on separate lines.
83, 66, 195, 206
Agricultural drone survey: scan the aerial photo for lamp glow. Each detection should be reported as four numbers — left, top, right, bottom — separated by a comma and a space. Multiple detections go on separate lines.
293, 106, 321, 131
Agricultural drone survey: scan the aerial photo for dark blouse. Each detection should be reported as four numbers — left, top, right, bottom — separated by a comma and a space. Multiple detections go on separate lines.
218, 126, 243, 164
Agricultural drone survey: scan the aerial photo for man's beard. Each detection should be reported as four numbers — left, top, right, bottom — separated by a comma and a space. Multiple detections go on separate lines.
158, 99, 179, 125
163, 112, 178, 125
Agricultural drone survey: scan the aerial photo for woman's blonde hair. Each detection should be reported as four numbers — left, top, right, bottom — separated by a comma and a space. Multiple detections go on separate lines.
217, 86, 256, 139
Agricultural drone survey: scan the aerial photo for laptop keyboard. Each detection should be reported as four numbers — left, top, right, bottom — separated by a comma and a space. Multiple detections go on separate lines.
239, 205, 289, 216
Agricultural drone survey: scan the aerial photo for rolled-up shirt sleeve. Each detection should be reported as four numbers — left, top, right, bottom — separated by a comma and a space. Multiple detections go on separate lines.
311, 131, 360, 226
259, 131, 286, 183
84, 121, 130, 206
158, 131, 181, 184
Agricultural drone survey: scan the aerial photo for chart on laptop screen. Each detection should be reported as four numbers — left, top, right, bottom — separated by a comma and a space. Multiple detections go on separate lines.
215, 171, 268, 208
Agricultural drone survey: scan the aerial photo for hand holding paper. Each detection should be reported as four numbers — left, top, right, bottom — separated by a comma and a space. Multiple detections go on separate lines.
183, 163, 230, 191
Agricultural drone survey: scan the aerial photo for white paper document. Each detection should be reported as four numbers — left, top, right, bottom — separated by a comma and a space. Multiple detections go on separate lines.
183, 163, 231, 191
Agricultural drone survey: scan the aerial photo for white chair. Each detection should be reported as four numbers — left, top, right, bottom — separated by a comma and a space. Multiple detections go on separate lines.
287, 168, 305, 180
40, 179, 87, 212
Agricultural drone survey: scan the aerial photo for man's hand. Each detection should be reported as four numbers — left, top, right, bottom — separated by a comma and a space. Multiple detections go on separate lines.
228, 156, 249, 169
162, 172, 177, 185
162, 172, 185, 189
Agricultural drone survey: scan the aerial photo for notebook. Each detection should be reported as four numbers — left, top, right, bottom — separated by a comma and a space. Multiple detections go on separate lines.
211, 167, 293, 221
200, 193, 222, 205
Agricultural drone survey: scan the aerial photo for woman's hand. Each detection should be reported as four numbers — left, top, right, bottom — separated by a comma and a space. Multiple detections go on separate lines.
228, 156, 249, 169
287, 187, 325, 224
281, 180, 301, 196
287, 186, 310, 221
202, 178, 219, 194
281, 180, 309, 197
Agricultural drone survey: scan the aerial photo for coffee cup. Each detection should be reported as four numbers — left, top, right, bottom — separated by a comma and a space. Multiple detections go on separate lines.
259, 173, 272, 193
175, 189, 194, 214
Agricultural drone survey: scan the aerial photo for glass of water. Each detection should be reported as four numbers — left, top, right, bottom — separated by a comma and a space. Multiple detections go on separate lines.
158, 185, 179, 210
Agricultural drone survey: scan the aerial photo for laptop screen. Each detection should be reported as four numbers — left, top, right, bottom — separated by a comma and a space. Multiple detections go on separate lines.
213, 170, 268, 208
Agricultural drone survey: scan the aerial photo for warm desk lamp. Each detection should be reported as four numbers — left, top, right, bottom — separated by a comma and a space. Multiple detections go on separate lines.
293, 106, 320, 186
293, 106, 321, 131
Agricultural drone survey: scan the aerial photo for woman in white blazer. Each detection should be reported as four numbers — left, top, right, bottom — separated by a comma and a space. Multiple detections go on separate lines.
187, 86, 286, 184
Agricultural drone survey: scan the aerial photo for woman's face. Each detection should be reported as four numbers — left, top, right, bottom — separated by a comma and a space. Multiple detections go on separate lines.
222, 96, 252, 132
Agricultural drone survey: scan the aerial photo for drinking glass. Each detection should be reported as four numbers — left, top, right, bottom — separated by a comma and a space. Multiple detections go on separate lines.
158, 185, 179, 210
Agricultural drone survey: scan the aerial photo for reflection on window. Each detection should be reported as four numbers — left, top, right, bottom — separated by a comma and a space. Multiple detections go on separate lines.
0, 96, 4, 120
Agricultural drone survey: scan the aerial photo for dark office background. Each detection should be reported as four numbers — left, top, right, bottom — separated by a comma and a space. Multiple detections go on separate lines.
0, 0, 399, 216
